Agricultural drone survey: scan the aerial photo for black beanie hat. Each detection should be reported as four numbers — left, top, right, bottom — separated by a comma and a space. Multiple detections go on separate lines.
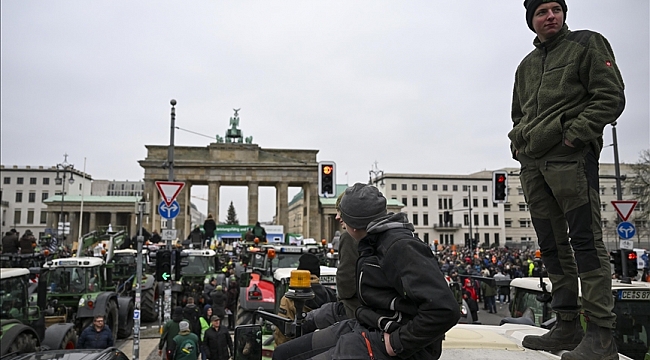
298, 253, 320, 277
524, 0, 567, 32
339, 183, 387, 230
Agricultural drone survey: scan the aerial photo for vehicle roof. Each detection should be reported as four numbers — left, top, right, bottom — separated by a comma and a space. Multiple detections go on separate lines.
510, 277, 650, 294
113, 249, 139, 254
4, 347, 125, 360
273, 266, 337, 281
183, 249, 216, 256
0, 268, 30, 280
440, 323, 633, 360
44, 257, 105, 268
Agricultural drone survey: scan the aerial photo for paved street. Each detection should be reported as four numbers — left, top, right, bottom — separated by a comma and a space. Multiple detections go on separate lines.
474, 300, 511, 326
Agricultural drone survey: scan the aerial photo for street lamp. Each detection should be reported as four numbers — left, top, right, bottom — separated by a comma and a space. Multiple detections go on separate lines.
55, 154, 75, 243
368, 161, 384, 186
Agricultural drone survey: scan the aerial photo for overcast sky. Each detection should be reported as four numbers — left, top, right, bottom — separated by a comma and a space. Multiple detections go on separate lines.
2, 1, 648, 224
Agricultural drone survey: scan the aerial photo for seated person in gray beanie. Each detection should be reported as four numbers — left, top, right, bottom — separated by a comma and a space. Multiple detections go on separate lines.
272, 183, 460, 360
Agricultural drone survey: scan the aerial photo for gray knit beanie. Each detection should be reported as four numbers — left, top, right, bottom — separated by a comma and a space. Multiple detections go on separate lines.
524, 0, 567, 32
339, 183, 387, 230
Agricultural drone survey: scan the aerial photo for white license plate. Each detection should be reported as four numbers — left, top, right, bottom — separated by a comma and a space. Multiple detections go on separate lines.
320, 275, 336, 284
618, 290, 650, 300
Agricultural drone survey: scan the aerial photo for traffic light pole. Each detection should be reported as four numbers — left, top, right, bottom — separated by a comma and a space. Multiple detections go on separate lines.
133, 202, 145, 360
612, 122, 630, 282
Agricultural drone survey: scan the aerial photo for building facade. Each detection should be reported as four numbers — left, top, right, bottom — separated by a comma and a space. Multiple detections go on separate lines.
91, 179, 145, 197
0, 165, 92, 237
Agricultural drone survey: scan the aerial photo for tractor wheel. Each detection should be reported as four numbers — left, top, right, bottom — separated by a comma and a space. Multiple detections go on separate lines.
117, 301, 134, 339
60, 328, 77, 349
7, 332, 38, 355
106, 300, 119, 344
236, 303, 253, 326
141, 287, 157, 322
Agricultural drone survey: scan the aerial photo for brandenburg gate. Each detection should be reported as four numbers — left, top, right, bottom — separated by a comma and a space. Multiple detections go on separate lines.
139, 110, 321, 240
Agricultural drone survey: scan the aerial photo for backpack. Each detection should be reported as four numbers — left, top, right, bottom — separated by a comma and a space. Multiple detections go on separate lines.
183, 305, 201, 335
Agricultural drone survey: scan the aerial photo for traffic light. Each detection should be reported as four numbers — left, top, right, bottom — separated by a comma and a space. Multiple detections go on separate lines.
610, 250, 623, 277
624, 250, 638, 278
318, 161, 336, 198
492, 171, 508, 203
173, 250, 189, 281
155, 250, 172, 282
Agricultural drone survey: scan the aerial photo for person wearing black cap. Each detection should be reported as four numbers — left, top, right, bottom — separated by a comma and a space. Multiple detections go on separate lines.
511, 1, 624, 359
273, 253, 336, 346
273, 183, 459, 360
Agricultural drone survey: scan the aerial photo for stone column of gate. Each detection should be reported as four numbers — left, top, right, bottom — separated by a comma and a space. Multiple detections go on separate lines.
174, 182, 190, 240
208, 181, 220, 225
89, 212, 97, 232
144, 179, 157, 233
248, 182, 259, 226
306, 182, 321, 240
69, 212, 77, 244
275, 182, 289, 233
110, 212, 117, 230
48, 211, 57, 232
130, 212, 137, 239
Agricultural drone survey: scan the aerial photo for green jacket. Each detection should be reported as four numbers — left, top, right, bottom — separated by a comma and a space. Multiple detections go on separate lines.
171, 331, 200, 360
509, 24, 625, 159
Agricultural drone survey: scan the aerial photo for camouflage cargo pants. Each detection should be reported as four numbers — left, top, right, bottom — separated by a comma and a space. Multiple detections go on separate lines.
518, 143, 616, 329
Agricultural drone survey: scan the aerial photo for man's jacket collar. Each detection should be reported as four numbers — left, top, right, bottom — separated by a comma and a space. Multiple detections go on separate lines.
533, 23, 569, 51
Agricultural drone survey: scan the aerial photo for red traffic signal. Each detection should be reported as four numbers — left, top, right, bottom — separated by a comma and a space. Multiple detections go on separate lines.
492, 171, 508, 203
318, 161, 336, 198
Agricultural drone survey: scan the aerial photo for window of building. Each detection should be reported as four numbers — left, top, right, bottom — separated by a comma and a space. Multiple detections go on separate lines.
15, 192, 23, 202
42, 192, 49, 201
131, 184, 135, 190
494, 233, 500, 246
121, 184, 125, 190
110, 184, 115, 190
483, 214, 489, 226
391, 184, 397, 191
14, 210, 21, 225
493, 202, 498, 208
483, 198, 488, 207
402, 197, 407, 206
27, 210, 34, 224
442, 185, 448, 191
473, 214, 479, 225
472, 185, 478, 192
504, 204, 511, 211
635, 220, 648, 228
484, 233, 490, 246
40, 211, 47, 224
473, 198, 478, 207
600, 203, 607, 211
519, 203, 529, 212
28, 192, 36, 203
601, 218, 608, 228
412, 197, 418, 207
438, 198, 443, 209
29, 177, 37, 185
424, 233, 429, 243
422, 184, 428, 191
519, 219, 532, 227
462, 185, 468, 192
401, 184, 407, 191
412, 184, 418, 191
493, 214, 499, 226
505, 219, 512, 227
600, 187, 605, 195
17, 177, 24, 185
518, 187, 525, 195
482, 185, 488, 192
3, 177, 9, 184
422, 197, 428, 207
452, 185, 458, 191
413, 214, 419, 225
463, 198, 468, 207
43, 177, 50, 185
464, 214, 469, 226
432, 184, 438, 191
423, 213, 429, 226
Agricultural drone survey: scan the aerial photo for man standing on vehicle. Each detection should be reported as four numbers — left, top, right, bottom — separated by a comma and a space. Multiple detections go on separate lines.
77, 315, 114, 349
510, 1, 625, 359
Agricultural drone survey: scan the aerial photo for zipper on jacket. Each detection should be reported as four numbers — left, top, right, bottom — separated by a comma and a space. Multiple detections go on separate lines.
534, 46, 548, 118
361, 332, 376, 360
544, 160, 578, 170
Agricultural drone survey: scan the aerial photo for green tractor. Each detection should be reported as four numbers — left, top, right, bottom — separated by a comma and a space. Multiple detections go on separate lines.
112, 249, 159, 322
171, 249, 221, 306
43, 256, 134, 341
1, 268, 77, 357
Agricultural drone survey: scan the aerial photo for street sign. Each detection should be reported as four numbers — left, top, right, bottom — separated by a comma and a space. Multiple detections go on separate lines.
133, 309, 140, 320
57, 222, 71, 234
611, 200, 637, 222
162, 229, 177, 241
620, 239, 634, 250
155, 181, 185, 207
158, 200, 180, 219
617, 221, 636, 240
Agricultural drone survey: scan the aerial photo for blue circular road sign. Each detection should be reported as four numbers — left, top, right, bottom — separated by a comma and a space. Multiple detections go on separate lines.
159, 200, 180, 219
616, 221, 636, 240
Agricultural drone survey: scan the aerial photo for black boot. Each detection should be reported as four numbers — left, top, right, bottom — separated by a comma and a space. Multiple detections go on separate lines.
522, 316, 584, 352
561, 322, 618, 360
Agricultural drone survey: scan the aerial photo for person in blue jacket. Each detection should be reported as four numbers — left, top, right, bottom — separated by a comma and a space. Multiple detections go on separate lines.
77, 315, 114, 349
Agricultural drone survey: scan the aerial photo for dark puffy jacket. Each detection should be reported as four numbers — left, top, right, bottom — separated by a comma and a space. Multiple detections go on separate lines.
355, 212, 460, 360
19, 234, 35, 254
2, 233, 20, 253
160, 307, 187, 350
77, 325, 113, 349
210, 290, 226, 319
203, 325, 233, 360
203, 219, 217, 239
